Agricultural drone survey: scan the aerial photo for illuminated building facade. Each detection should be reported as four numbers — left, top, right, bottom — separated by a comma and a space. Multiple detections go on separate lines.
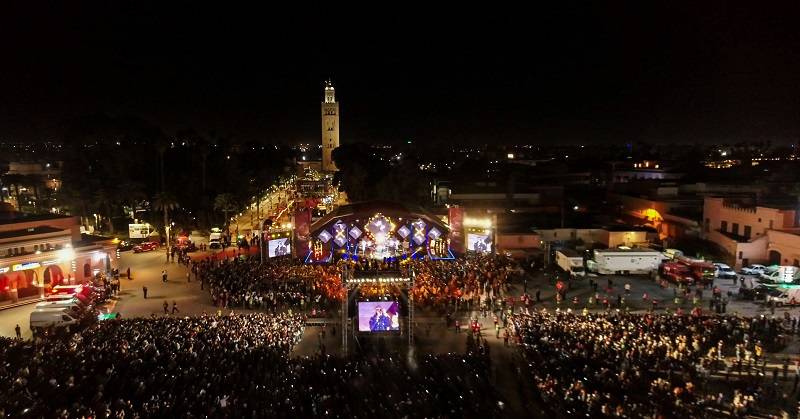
0, 214, 117, 302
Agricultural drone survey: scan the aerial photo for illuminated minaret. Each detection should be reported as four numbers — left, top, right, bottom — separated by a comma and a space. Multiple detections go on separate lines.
321, 80, 340, 172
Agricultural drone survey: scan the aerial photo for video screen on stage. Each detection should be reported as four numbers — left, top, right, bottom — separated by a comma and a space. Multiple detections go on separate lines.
357, 301, 401, 332
467, 233, 492, 253
268, 238, 291, 257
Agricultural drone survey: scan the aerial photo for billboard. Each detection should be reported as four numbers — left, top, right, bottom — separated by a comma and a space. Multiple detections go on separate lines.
293, 208, 312, 258
357, 301, 401, 332
467, 233, 492, 253
448, 207, 465, 253
268, 238, 291, 258
128, 223, 152, 239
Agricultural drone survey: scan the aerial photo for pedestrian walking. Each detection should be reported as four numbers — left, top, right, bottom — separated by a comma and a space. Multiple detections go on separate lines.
535, 289, 541, 303
162, 270, 168, 283
127, 267, 131, 280
187, 271, 191, 283
15, 324, 21, 339
172, 301, 179, 314
163, 301, 169, 314
143, 286, 148, 299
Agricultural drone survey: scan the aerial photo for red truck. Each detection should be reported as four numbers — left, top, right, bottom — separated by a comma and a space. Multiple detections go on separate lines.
662, 262, 694, 284
677, 257, 716, 285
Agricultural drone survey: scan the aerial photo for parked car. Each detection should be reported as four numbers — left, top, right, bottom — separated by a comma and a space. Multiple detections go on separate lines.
208, 239, 223, 250
117, 240, 135, 251
714, 263, 737, 279
741, 264, 768, 275
738, 285, 781, 301
133, 241, 159, 253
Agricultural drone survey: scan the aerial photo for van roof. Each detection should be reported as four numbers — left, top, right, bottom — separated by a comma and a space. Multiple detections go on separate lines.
33, 307, 71, 313
37, 300, 80, 305
594, 248, 660, 254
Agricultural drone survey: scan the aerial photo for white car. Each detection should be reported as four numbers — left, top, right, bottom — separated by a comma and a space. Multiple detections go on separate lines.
714, 263, 737, 279
208, 240, 223, 250
741, 264, 767, 275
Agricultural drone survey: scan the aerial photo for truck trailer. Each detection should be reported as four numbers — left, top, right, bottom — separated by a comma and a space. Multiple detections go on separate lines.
587, 248, 663, 275
555, 249, 586, 278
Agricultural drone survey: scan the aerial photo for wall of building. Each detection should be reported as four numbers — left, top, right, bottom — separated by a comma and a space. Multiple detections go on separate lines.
703, 197, 795, 240
496, 234, 541, 250
602, 231, 648, 248
536, 228, 603, 244
705, 229, 769, 269
766, 230, 800, 267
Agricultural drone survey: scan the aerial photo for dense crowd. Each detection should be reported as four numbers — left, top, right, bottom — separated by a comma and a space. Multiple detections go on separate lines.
0, 313, 503, 418
1, 313, 304, 417
196, 254, 521, 313
197, 258, 342, 311
511, 311, 789, 418
407, 254, 519, 309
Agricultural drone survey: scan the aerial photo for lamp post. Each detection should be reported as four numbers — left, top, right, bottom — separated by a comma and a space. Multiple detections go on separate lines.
165, 221, 174, 259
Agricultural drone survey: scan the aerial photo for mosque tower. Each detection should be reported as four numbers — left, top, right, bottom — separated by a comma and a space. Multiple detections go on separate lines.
321, 80, 339, 172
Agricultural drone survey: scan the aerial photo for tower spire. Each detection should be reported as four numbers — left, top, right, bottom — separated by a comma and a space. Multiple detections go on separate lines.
324, 79, 336, 104
321, 80, 340, 172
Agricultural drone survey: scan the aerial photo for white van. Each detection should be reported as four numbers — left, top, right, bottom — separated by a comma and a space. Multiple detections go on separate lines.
767, 287, 800, 307
36, 300, 85, 315
766, 288, 800, 306
30, 309, 79, 332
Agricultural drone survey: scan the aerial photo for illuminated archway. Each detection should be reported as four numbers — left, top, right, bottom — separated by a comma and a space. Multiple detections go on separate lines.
43, 265, 65, 287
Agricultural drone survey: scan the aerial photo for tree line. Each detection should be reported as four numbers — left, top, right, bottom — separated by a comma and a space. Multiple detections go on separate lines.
1, 114, 294, 237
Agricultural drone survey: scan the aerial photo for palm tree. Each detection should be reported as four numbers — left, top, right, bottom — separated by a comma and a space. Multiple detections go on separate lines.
2, 174, 26, 211
214, 193, 237, 232
94, 188, 116, 234
154, 192, 179, 254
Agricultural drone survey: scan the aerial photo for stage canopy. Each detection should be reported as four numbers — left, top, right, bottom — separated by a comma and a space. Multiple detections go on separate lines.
303, 200, 451, 262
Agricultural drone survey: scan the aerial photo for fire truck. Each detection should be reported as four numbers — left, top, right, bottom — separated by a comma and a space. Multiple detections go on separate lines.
677, 256, 716, 285
661, 262, 694, 284
661, 257, 716, 285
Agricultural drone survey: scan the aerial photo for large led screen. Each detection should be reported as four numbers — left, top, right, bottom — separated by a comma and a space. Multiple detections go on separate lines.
268, 238, 291, 257
467, 233, 492, 253
357, 301, 400, 332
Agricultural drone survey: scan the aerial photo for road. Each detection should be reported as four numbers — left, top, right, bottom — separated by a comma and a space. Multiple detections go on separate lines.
0, 248, 207, 339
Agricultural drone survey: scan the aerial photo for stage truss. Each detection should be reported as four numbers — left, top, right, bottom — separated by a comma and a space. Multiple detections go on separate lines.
340, 265, 415, 354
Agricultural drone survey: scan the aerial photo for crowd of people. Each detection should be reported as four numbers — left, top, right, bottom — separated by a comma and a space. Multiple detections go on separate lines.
197, 257, 343, 311
194, 253, 521, 314
407, 254, 519, 309
1, 313, 305, 416
0, 313, 504, 417
510, 311, 790, 417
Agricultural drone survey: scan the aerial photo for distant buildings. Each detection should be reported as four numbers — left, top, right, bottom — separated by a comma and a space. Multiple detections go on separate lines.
0, 161, 62, 212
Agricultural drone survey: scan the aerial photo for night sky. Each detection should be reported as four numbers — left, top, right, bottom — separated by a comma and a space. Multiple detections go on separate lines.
2, 4, 799, 145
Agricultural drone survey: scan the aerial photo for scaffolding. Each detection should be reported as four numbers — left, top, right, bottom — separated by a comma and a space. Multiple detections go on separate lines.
340, 267, 414, 354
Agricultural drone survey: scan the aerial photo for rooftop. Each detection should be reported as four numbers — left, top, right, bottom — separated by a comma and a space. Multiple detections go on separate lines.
73, 234, 116, 247
0, 213, 73, 226
0, 225, 67, 240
